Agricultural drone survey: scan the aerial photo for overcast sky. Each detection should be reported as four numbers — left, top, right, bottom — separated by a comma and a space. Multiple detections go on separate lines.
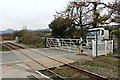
0, 0, 115, 30
0, 0, 74, 30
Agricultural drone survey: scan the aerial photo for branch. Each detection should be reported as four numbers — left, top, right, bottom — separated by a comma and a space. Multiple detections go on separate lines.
82, 22, 92, 26
97, 2, 113, 9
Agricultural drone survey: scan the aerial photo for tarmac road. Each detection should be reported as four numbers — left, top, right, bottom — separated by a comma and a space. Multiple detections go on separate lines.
0, 51, 21, 64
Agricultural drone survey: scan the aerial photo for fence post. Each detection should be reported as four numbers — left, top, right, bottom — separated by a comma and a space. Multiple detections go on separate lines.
92, 40, 96, 57
57, 38, 61, 47
45, 37, 47, 48
111, 40, 113, 54
70, 39, 71, 49
78, 38, 83, 54
80, 38, 83, 54
105, 40, 107, 55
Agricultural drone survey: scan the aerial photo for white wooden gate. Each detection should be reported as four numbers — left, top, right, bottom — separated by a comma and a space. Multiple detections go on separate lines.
46, 38, 113, 57
46, 38, 79, 52
92, 40, 113, 57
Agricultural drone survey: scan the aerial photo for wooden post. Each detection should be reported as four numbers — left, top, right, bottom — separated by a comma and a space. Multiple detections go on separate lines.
77, 38, 83, 55
105, 40, 107, 55
92, 40, 95, 57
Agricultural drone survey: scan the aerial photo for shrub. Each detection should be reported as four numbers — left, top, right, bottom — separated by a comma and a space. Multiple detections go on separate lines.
110, 30, 120, 39
21, 31, 45, 48
110, 30, 120, 53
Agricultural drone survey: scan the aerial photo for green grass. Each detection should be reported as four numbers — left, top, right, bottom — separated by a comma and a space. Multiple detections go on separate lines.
71, 54, 119, 78
40, 66, 89, 78
53, 66, 75, 77
28, 43, 45, 48
52, 66, 88, 78
39, 70, 61, 80
0, 45, 10, 51
41, 54, 119, 79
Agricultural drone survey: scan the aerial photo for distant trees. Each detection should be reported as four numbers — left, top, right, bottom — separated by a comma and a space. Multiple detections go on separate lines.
2, 34, 14, 40
13, 30, 25, 38
49, 0, 114, 38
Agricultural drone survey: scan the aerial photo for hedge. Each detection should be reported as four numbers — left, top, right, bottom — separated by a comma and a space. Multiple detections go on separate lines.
110, 30, 120, 39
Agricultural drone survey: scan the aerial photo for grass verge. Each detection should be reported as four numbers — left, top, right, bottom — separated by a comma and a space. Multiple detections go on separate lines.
71, 54, 119, 79
0, 44, 10, 51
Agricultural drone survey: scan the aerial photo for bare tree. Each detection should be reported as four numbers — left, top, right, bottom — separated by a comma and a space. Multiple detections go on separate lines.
110, 1, 120, 25
54, 0, 114, 38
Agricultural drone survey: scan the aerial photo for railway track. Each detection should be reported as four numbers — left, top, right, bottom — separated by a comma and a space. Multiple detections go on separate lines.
3, 42, 63, 79
3, 42, 108, 80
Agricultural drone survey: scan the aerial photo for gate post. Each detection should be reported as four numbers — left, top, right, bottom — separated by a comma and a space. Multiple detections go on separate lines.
45, 37, 47, 48
105, 40, 107, 55
111, 40, 113, 54
96, 32, 98, 57
57, 38, 61, 47
92, 40, 96, 57
78, 38, 83, 54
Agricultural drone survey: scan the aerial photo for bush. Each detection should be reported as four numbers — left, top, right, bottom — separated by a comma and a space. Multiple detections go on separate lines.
110, 30, 120, 53
110, 30, 120, 39
21, 31, 45, 48
13, 30, 51, 48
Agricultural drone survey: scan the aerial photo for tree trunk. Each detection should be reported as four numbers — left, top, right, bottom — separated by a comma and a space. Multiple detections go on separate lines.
93, 3, 98, 28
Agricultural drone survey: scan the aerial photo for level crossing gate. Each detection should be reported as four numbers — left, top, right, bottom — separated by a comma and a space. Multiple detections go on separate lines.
46, 38, 113, 57
92, 40, 113, 57
46, 38, 79, 52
